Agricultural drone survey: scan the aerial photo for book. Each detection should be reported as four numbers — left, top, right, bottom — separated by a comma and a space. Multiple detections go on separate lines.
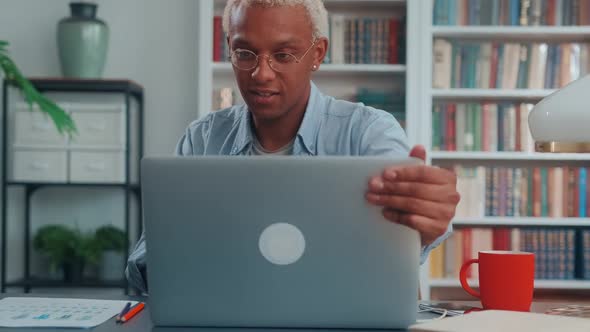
410, 310, 590, 332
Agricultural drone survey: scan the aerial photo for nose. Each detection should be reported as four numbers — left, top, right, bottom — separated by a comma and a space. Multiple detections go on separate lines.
251, 54, 276, 82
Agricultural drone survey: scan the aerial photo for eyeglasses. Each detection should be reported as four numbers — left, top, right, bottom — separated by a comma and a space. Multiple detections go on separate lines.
230, 40, 317, 72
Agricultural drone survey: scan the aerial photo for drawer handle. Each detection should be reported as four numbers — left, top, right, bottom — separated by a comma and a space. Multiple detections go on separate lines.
32, 122, 52, 131
87, 123, 106, 131
85, 162, 106, 172
30, 162, 50, 170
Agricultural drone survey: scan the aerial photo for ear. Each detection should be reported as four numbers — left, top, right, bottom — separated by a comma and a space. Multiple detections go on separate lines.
312, 37, 328, 70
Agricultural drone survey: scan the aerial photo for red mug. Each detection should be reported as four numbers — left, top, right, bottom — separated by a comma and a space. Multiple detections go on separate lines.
459, 251, 535, 312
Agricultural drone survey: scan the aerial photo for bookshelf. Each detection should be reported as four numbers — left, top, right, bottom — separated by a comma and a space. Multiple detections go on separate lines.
195, 0, 590, 300
425, 0, 590, 300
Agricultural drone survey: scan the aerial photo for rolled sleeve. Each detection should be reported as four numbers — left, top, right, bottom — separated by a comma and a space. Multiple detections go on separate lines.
420, 222, 453, 265
125, 231, 148, 294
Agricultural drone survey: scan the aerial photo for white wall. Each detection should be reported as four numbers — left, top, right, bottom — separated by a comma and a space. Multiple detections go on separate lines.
0, 0, 203, 287
1, 0, 201, 154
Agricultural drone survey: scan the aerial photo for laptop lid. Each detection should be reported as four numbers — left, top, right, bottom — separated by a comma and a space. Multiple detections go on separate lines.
142, 156, 421, 329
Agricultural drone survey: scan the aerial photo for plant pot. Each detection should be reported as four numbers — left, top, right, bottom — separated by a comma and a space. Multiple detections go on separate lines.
62, 260, 85, 283
57, 2, 109, 78
99, 250, 124, 281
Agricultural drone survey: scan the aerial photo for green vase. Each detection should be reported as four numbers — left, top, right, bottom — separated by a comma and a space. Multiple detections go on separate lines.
57, 2, 109, 78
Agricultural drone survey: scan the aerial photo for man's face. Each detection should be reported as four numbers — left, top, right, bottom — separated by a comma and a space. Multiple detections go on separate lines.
227, 4, 325, 122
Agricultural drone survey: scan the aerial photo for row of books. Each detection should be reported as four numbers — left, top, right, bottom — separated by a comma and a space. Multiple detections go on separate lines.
355, 88, 405, 127
433, 0, 590, 26
211, 88, 405, 126
433, 40, 590, 89
327, 16, 405, 64
454, 166, 589, 218
432, 102, 534, 152
430, 228, 589, 280
212, 15, 406, 64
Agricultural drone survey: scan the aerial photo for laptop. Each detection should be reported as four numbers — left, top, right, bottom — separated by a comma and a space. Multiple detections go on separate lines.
141, 156, 421, 329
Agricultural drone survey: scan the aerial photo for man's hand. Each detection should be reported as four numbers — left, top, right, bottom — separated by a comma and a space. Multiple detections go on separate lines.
365, 145, 460, 246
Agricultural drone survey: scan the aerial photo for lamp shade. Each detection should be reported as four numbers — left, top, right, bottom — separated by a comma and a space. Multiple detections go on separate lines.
528, 74, 590, 153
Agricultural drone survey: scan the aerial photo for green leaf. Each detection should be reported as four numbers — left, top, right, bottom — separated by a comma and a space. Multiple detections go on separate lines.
0, 46, 77, 136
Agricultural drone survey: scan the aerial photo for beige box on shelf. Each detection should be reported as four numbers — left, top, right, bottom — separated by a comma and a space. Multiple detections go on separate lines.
69, 151, 125, 183
11, 150, 68, 182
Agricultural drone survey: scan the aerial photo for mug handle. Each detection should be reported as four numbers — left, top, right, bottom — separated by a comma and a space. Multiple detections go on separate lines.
459, 259, 481, 298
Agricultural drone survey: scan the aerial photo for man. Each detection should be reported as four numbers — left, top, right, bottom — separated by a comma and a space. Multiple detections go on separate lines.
126, 0, 459, 294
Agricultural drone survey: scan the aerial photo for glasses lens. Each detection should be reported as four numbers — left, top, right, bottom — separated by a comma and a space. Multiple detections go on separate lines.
231, 50, 258, 70
269, 52, 297, 72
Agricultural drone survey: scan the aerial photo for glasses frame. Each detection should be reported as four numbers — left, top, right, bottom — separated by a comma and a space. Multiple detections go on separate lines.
229, 39, 317, 72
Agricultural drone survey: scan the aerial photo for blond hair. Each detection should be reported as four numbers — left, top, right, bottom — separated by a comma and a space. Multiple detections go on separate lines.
222, 0, 328, 39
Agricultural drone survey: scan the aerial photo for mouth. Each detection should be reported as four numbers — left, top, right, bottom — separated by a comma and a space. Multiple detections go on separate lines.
250, 90, 280, 105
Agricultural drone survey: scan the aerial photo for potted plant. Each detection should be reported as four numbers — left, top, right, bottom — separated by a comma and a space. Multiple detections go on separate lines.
33, 225, 100, 282
94, 225, 126, 281
0, 40, 76, 135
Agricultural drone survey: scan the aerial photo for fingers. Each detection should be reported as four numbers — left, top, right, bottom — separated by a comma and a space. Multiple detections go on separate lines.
368, 180, 460, 204
409, 145, 427, 161
382, 211, 447, 246
366, 193, 456, 221
380, 165, 456, 185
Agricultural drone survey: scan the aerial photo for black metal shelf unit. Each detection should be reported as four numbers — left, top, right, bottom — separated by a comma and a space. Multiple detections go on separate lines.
1, 78, 144, 293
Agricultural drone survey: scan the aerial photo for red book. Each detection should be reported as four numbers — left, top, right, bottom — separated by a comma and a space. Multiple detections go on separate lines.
388, 19, 400, 64
213, 16, 222, 62
490, 43, 499, 88
546, 0, 556, 25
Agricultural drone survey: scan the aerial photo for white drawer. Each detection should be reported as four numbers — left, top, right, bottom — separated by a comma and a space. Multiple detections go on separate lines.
69, 112, 125, 147
12, 150, 68, 182
13, 111, 68, 147
69, 151, 125, 183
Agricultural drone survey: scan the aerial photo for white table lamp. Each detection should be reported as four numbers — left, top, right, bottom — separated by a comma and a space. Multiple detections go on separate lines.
529, 74, 590, 153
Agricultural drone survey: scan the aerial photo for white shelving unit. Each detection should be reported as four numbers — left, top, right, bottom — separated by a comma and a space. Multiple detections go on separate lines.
452, 217, 590, 227
431, 88, 556, 101
431, 279, 590, 290
423, 0, 590, 300
195, 0, 590, 301
431, 151, 590, 161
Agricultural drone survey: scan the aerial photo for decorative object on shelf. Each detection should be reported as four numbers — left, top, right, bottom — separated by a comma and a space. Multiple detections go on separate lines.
57, 1, 109, 79
94, 225, 126, 281
32, 225, 100, 283
529, 75, 590, 153
0, 40, 76, 135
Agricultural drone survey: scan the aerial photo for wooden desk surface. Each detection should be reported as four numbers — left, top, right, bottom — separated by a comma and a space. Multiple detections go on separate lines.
0, 295, 581, 332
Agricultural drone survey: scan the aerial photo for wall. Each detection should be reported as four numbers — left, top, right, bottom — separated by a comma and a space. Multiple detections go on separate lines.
0, 0, 203, 286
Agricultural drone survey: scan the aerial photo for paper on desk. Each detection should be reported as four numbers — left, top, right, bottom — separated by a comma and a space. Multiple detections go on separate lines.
409, 310, 590, 332
0, 297, 138, 328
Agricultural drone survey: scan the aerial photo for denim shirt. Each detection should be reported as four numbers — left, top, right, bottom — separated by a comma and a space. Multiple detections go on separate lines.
126, 82, 452, 293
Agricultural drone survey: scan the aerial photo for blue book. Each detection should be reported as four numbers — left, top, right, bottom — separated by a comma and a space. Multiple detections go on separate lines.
448, 0, 457, 25
579, 168, 587, 217
496, 44, 505, 88
497, 105, 504, 151
544, 46, 555, 89
510, 0, 520, 26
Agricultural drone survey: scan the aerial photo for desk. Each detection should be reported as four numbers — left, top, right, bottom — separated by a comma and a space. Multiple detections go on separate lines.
0, 295, 577, 332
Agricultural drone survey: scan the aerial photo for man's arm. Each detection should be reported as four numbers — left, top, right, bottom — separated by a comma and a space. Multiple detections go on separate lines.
361, 112, 457, 264
125, 231, 148, 294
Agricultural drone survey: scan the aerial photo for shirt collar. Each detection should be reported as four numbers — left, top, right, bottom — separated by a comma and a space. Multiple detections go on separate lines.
231, 81, 322, 156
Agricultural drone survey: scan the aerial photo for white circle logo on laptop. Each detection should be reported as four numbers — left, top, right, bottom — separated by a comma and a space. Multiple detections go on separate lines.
258, 223, 305, 265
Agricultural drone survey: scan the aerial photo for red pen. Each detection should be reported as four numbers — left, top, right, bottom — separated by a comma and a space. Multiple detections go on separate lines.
118, 302, 145, 323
